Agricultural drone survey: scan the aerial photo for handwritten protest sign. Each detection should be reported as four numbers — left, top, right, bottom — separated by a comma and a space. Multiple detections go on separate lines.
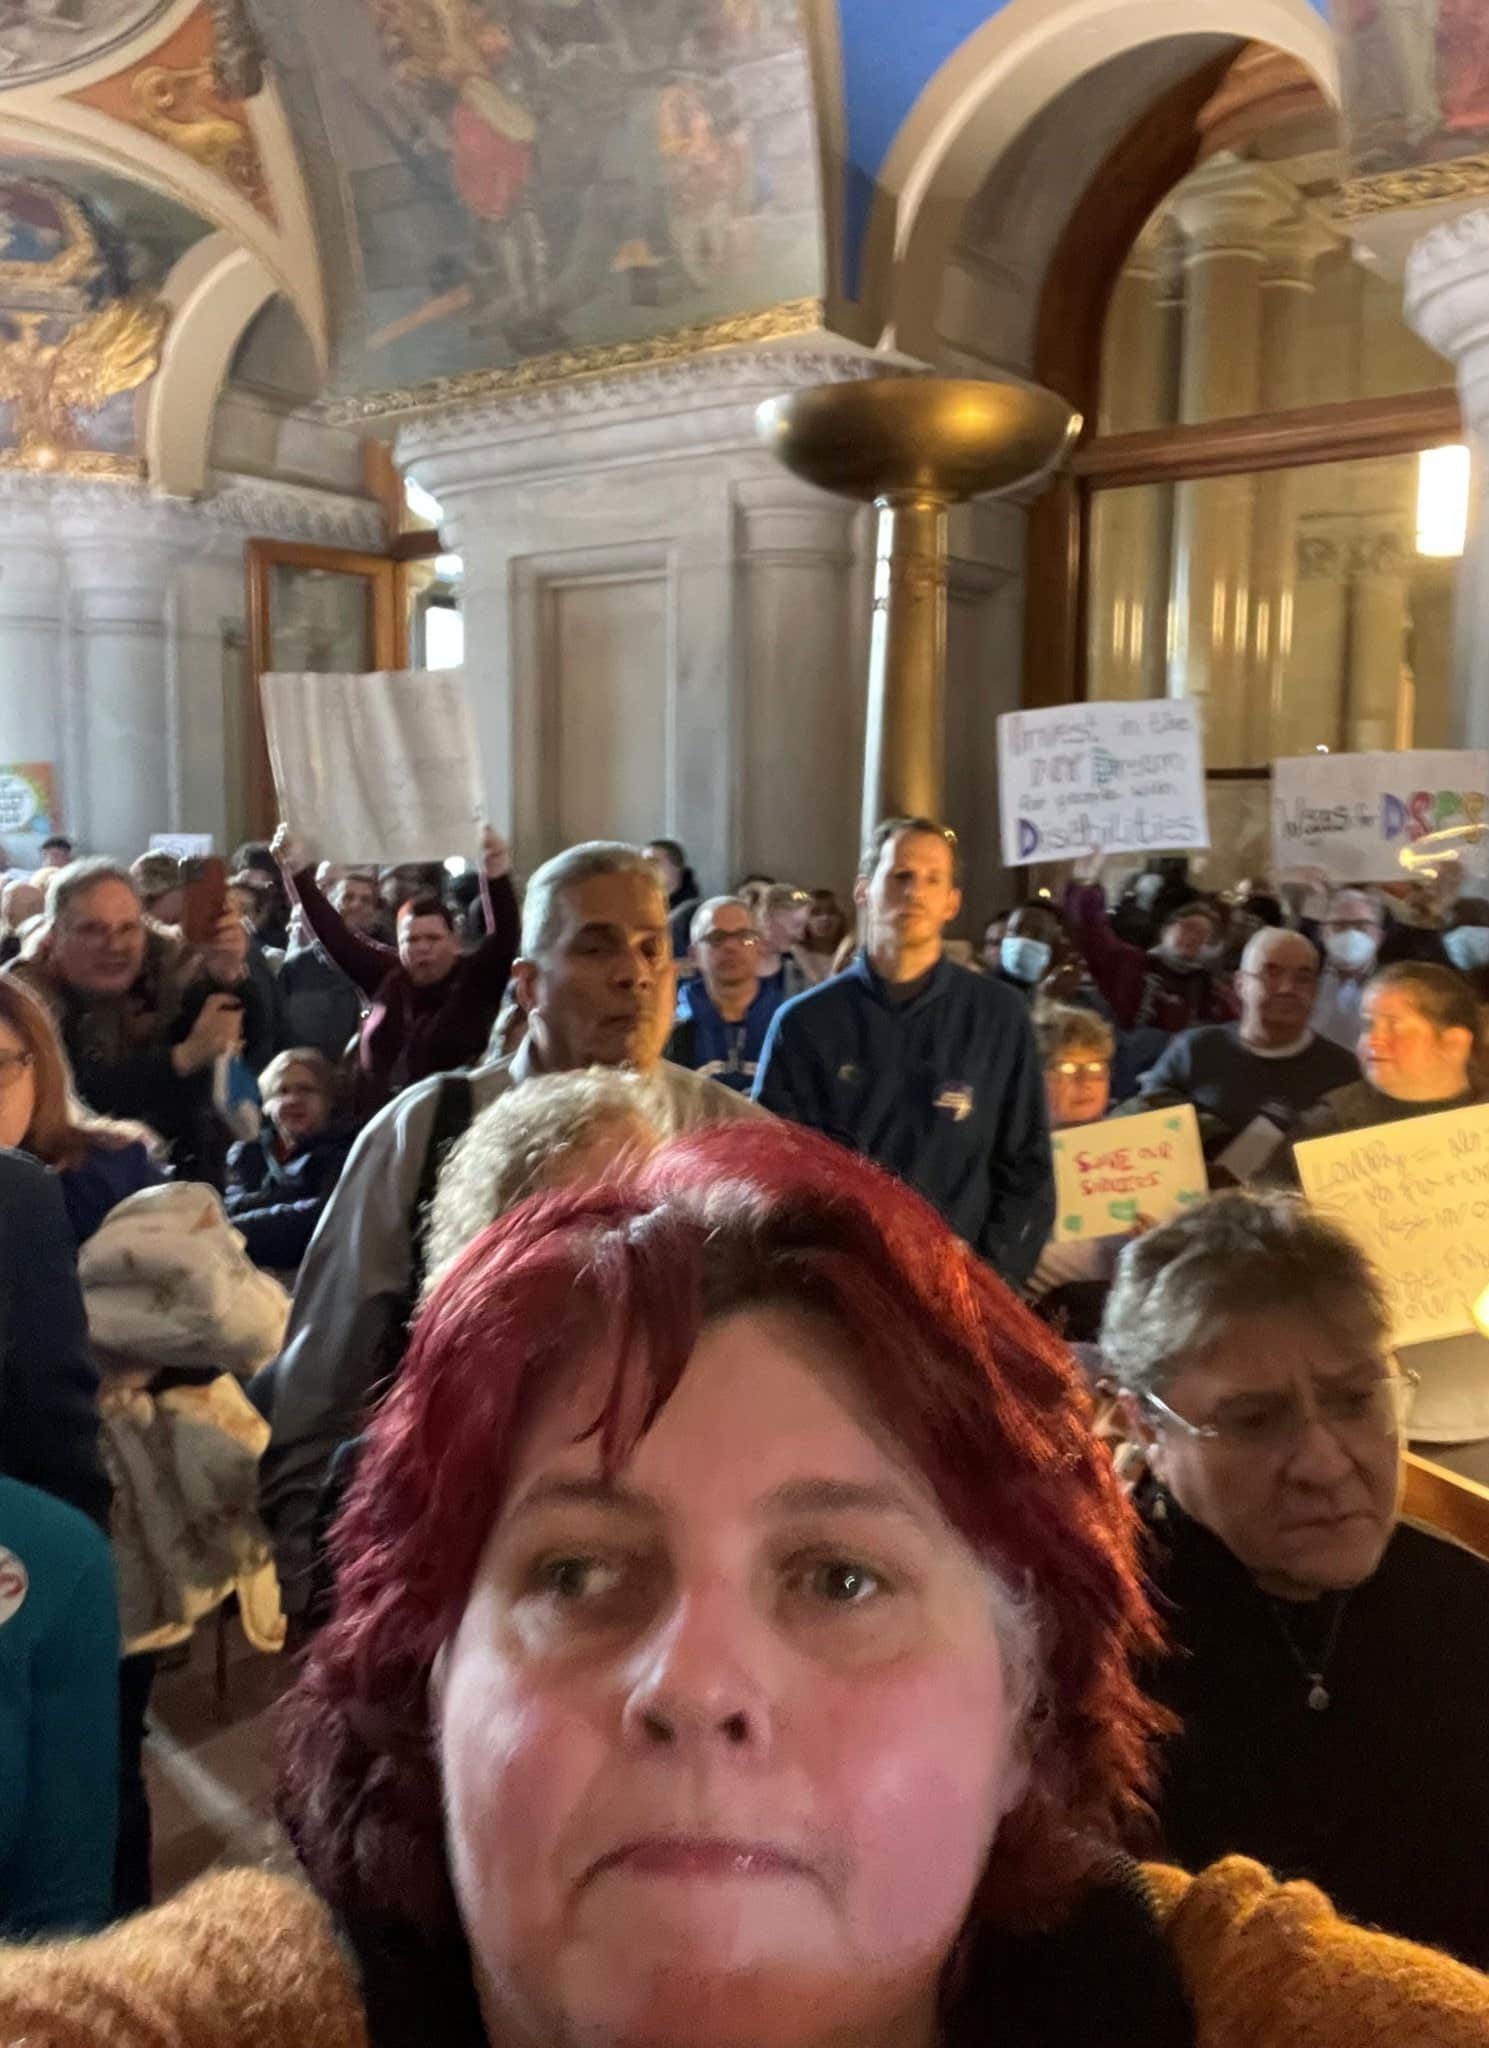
998, 702, 1209, 866
1296, 1104, 1489, 1346
1272, 750, 1489, 885
149, 834, 215, 861
1052, 1105, 1207, 1244
261, 671, 484, 863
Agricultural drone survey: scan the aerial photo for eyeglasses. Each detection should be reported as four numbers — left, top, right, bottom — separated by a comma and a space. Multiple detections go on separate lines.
1138, 1369, 1419, 1454
1047, 1060, 1109, 1081
698, 930, 760, 949
0, 1050, 34, 1091
1245, 966, 1319, 990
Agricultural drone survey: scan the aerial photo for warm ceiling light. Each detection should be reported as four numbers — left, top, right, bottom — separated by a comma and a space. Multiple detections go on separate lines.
1417, 444, 1470, 559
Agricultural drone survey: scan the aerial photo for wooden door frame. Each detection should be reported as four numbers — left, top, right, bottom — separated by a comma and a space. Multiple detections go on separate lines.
244, 539, 409, 842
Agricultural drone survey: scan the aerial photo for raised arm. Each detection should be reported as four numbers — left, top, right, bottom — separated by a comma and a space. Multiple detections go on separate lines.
468, 828, 521, 994
273, 828, 395, 1000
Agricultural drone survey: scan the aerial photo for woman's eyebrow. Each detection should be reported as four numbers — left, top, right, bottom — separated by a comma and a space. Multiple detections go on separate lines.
502, 1476, 659, 1524
758, 1478, 931, 1525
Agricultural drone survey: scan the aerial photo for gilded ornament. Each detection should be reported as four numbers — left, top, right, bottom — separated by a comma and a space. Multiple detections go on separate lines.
1334, 154, 1489, 220
0, 296, 168, 475
130, 62, 270, 212
325, 295, 826, 424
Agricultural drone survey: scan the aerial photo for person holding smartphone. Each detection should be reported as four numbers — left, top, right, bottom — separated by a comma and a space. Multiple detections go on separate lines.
4, 857, 269, 1189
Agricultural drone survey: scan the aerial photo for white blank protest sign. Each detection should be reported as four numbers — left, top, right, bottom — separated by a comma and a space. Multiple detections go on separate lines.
260, 671, 484, 864
997, 700, 1210, 867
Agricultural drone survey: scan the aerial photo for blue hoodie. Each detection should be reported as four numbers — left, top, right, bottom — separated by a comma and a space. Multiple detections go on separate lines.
752, 953, 1053, 1285
669, 977, 783, 1094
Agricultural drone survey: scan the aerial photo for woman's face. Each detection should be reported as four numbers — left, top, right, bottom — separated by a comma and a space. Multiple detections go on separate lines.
1361, 986, 1473, 1102
266, 1065, 330, 1145
806, 903, 841, 945
439, 1306, 1022, 2048
1135, 1306, 1402, 1599
0, 1015, 37, 1151
1043, 1046, 1111, 1129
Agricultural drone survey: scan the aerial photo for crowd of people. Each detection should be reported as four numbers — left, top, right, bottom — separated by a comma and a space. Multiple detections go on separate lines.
2, 807, 1489, 2045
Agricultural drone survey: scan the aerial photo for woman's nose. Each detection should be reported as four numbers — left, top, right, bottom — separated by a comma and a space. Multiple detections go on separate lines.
621, 1592, 776, 1759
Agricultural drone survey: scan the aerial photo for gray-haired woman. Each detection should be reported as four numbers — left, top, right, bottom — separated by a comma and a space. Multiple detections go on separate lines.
1102, 1190, 1489, 1969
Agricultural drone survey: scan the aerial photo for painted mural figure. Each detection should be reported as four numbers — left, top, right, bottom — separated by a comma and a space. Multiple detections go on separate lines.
0, 0, 174, 84
1338, 0, 1489, 173
368, 0, 777, 358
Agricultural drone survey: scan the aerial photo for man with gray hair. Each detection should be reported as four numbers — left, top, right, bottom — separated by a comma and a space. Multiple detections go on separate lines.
256, 840, 764, 1619
666, 894, 781, 1093
1138, 926, 1360, 1176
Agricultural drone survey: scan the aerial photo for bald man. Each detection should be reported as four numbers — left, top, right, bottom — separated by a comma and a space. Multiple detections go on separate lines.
1137, 928, 1361, 1175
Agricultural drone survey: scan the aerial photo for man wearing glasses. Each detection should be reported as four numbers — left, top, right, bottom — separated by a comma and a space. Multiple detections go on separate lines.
1137, 926, 1359, 1181
666, 896, 781, 1095
1101, 1191, 1489, 1970
6, 859, 265, 1188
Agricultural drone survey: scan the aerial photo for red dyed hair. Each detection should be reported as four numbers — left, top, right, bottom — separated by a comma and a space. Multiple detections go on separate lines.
279, 1122, 1164, 1947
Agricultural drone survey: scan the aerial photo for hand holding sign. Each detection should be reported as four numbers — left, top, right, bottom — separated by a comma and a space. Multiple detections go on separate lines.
1052, 1105, 1208, 1244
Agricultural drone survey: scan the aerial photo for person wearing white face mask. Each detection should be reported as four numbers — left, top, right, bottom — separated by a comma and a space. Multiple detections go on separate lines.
992, 904, 1079, 1005
1444, 899, 1489, 999
1312, 888, 1383, 1051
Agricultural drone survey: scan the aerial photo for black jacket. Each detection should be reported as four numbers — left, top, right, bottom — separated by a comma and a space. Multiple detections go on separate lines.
0, 1150, 109, 1531
1140, 1487, 1489, 1968
226, 1123, 357, 1272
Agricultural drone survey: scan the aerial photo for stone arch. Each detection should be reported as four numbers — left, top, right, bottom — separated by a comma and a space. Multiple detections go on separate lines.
144, 233, 280, 496
851, 0, 1338, 362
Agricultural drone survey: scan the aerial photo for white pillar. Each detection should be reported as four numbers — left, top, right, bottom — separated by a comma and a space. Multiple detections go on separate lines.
0, 526, 69, 836
1406, 211, 1489, 749
60, 533, 183, 862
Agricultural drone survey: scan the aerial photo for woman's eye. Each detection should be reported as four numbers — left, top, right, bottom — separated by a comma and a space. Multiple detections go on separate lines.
799, 1559, 885, 1606
535, 1556, 623, 1602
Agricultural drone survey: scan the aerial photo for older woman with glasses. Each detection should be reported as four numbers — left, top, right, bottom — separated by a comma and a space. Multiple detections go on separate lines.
1104, 1191, 1489, 1968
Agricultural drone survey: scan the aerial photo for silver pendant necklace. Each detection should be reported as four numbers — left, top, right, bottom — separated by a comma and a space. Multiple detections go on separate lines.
1267, 1595, 1348, 1713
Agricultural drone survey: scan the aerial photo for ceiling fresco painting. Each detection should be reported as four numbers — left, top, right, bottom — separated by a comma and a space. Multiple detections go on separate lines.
249, 0, 823, 399
68, 3, 274, 219
0, 154, 211, 472
1334, 0, 1489, 177
0, 0, 177, 88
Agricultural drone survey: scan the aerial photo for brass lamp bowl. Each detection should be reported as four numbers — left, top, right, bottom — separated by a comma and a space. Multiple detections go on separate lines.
755, 376, 1080, 503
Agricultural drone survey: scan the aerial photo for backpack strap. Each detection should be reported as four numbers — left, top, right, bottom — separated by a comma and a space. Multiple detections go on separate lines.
409, 1074, 475, 1307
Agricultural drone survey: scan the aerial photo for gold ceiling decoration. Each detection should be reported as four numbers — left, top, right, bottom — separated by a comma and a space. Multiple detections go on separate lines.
1335, 154, 1489, 221
0, 295, 167, 477
325, 295, 827, 424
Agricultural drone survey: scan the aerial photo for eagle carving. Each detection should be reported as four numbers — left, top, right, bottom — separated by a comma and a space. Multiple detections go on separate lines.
0, 295, 168, 472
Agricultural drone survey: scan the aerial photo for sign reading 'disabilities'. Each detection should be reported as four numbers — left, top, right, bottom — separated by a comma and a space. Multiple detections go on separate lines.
1052, 1105, 1208, 1245
1272, 749, 1489, 885
998, 701, 1210, 867
1296, 1103, 1489, 1348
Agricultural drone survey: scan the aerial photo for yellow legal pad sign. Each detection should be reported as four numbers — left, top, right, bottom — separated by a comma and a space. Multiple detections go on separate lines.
1295, 1104, 1489, 1347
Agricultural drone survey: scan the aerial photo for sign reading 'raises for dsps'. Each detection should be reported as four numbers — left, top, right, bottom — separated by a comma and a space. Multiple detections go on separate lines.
997, 701, 1210, 867
1295, 1103, 1489, 1348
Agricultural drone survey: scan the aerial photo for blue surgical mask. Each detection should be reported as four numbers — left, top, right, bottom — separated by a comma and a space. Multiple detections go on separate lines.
1445, 925, 1489, 973
1002, 935, 1053, 985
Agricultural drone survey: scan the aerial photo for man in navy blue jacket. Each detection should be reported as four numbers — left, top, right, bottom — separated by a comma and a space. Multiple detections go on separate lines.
668, 895, 782, 1094
753, 818, 1054, 1286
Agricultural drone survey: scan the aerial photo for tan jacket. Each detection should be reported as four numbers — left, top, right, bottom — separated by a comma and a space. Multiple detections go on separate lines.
2, 1857, 1487, 2047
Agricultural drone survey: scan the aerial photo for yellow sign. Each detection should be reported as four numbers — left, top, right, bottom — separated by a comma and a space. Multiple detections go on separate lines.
1296, 1104, 1489, 1347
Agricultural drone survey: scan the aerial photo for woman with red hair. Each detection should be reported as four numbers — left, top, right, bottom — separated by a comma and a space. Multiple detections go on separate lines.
1, 1128, 1487, 2046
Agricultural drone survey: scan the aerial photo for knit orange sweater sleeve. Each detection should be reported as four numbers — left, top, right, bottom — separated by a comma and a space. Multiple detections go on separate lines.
0, 1868, 368, 2048
1147, 1856, 1489, 2046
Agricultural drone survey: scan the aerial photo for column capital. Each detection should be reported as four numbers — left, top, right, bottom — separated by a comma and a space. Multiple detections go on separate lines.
1261, 212, 1340, 289
1166, 157, 1297, 264
735, 474, 860, 566
1405, 208, 1489, 427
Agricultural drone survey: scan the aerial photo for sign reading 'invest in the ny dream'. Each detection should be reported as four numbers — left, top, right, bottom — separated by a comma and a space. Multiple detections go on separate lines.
997, 701, 1210, 867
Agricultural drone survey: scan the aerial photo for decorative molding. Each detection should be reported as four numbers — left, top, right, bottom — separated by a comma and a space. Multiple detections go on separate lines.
325, 297, 831, 426
1336, 156, 1489, 224
398, 344, 895, 455
1404, 209, 1489, 409
0, 469, 384, 551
